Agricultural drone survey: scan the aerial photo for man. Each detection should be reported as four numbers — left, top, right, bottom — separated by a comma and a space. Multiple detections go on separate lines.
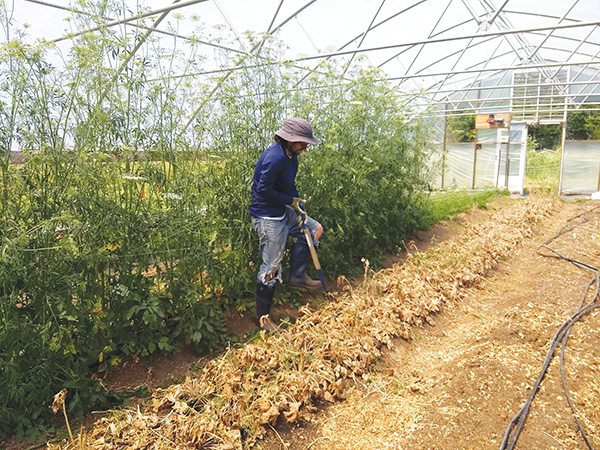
249, 118, 324, 331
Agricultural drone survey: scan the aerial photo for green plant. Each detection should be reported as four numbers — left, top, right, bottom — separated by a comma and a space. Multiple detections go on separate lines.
527, 123, 562, 150
446, 112, 476, 143
525, 148, 561, 192
419, 189, 502, 230
0, 2, 482, 442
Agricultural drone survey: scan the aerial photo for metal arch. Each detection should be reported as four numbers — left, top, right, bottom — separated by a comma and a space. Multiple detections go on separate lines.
427, 0, 499, 95
417, 91, 597, 107
479, 0, 510, 32
267, 0, 285, 33
423, 41, 600, 101
377, 17, 479, 70
479, 1, 538, 68
505, 0, 582, 107
375, 37, 600, 96
178, 0, 322, 138
502, 9, 583, 23
477, 0, 562, 92
45, 0, 210, 44
525, 29, 600, 50
341, 0, 387, 77
422, 6, 599, 85
546, 27, 597, 80
571, 49, 600, 104
430, 35, 479, 99
265, 0, 319, 37
329, 10, 600, 112
293, 20, 600, 63
21, 0, 600, 130
389, 0, 456, 92
460, 0, 482, 26
521, 0, 581, 63
291, 0, 402, 90
24, 0, 248, 55
415, 0, 514, 96
415, 80, 600, 96
442, 39, 507, 106
289, 0, 431, 90
418, 19, 600, 107
401, 0, 454, 77
426, 105, 600, 119
387, 59, 600, 80
336, 0, 430, 52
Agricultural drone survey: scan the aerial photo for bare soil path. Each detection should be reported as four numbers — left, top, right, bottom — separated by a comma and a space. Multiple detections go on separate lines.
262, 198, 600, 450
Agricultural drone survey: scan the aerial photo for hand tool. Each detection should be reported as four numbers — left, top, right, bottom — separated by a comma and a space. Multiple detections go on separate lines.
298, 203, 328, 292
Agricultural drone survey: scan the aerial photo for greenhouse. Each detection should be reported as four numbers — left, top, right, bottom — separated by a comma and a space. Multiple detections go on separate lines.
7, 0, 600, 194
6, 0, 600, 194
2, 1, 600, 448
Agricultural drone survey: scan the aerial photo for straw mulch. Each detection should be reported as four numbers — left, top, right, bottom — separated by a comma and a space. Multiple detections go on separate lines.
50, 195, 560, 450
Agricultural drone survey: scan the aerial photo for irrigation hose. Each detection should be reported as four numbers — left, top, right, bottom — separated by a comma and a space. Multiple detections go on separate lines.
499, 205, 600, 450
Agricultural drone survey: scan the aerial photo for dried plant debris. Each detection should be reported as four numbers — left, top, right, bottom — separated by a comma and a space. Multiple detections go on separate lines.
50, 195, 560, 449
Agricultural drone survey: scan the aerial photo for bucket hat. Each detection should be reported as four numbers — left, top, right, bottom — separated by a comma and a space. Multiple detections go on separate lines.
274, 118, 319, 145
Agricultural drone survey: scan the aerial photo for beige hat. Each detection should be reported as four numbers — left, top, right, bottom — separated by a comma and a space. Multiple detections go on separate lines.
274, 118, 319, 145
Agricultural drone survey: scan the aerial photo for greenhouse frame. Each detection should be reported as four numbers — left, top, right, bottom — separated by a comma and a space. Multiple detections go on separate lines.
8, 0, 600, 193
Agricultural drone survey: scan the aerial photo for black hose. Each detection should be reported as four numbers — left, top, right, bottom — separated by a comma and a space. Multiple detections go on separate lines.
499, 205, 600, 450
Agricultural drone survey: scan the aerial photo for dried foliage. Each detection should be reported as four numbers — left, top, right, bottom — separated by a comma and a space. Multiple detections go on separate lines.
50, 195, 560, 449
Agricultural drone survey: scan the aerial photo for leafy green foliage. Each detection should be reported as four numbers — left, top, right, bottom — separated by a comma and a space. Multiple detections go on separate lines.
525, 149, 561, 192
527, 123, 562, 150
0, 3, 468, 442
566, 107, 600, 140
446, 112, 476, 143
296, 69, 432, 273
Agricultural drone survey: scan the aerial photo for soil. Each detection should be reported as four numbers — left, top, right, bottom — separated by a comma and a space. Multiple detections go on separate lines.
99, 196, 517, 397
259, 197, 600, 450
4, 196, 600, 450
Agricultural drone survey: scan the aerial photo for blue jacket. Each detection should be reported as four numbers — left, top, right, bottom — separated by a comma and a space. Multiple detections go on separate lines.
249, 142, 299, 218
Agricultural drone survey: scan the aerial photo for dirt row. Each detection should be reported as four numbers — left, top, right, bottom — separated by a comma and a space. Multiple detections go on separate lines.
263, 198, 600, 450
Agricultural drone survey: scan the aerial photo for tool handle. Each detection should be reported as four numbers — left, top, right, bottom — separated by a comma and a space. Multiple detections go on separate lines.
298, 202, 308, 229
298, 203, 329, 292
303, 228, 321, 270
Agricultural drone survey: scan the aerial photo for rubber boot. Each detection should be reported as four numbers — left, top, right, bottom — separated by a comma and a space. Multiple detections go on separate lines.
256, 282, 276, 330
289, 240, 323, 290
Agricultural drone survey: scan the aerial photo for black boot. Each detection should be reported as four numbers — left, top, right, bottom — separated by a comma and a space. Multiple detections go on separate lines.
289, 240, 322, 290
256, 282, 275, 325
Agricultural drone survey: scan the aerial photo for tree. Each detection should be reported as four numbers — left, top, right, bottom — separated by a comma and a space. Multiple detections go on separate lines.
446, 113, 475, 143
527, 123, 562, 150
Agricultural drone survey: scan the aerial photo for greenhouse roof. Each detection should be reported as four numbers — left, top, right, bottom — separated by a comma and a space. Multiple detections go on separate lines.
10, 0, 600, 121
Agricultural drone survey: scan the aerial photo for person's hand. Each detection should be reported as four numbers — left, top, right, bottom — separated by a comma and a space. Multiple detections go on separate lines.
291, 197, 306, 214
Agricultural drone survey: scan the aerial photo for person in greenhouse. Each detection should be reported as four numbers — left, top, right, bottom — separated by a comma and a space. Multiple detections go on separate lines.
249, 117, 324, 331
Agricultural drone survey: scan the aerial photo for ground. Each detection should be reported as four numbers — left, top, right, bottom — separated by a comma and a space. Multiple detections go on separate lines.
258, 197, 600, 450
3, 196, 599, 450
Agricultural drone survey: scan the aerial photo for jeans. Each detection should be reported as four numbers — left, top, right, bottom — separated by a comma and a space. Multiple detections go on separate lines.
252, 205, 320, 287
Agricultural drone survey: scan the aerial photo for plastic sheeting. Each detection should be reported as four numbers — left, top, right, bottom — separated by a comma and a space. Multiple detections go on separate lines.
444, 144, 474, 188
432, 122, 527, 192
561, 141, 600, 194
474, 144, 497, 189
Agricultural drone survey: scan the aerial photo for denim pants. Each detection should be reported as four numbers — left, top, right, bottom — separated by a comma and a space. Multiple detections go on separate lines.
252, 206, 320, 287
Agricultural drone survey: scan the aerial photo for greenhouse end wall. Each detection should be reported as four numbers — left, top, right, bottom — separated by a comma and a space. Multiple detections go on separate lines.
561, 141, 600, 194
